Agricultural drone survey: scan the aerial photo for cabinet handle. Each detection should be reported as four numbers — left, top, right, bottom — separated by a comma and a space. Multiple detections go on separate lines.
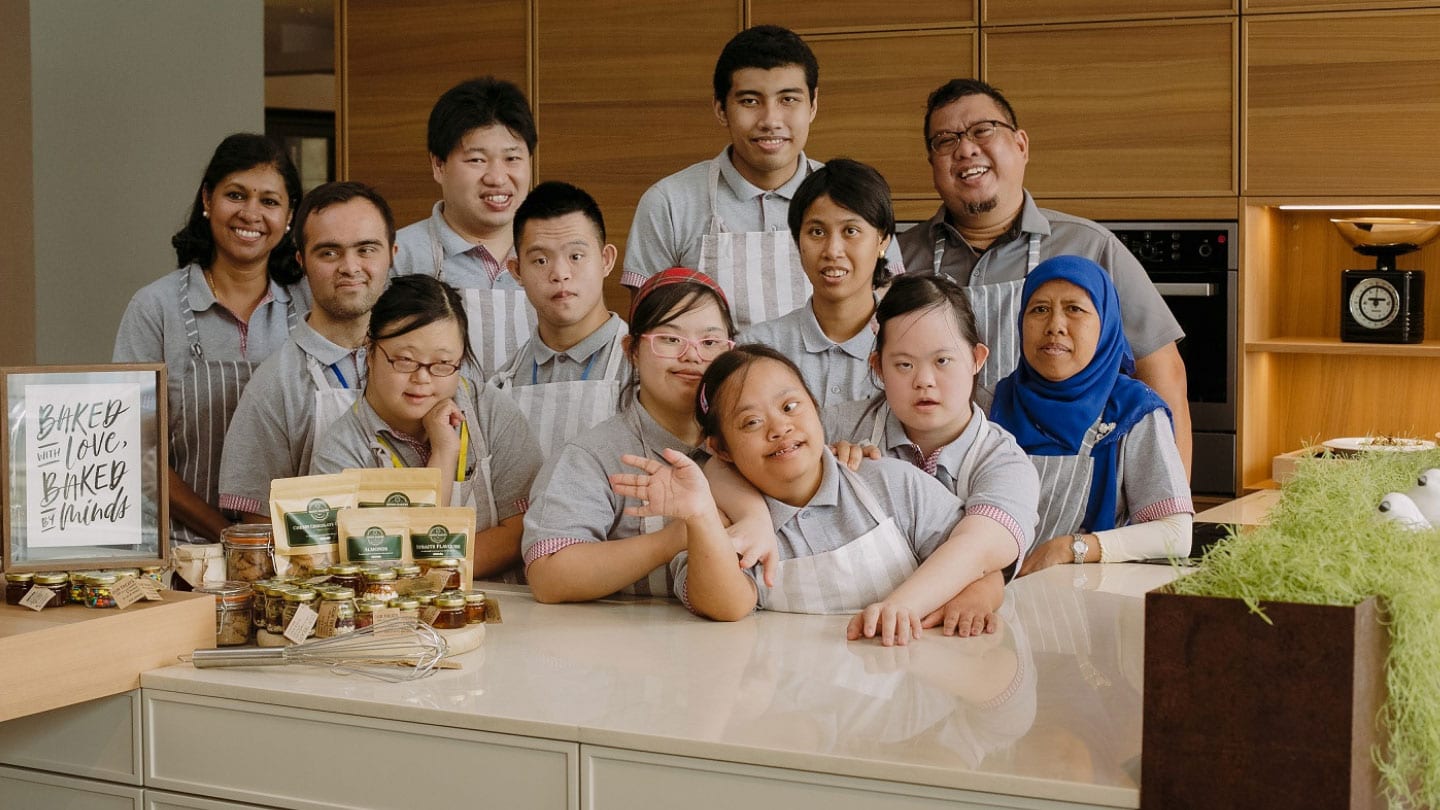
1154, 282, 1219, 297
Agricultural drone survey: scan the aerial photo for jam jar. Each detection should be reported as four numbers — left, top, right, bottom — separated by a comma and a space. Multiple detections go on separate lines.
317, 587, 358, 638
362, 567, 399, 602
392, 596, 420, 622
329, 563, 363, 595
196, 581, 254, 646
417, 558, 462, 592
431, 592, 468, 629
222, 523, 276, 583
281, 589, 318, 639
32, 572, 70, 607
266, 585, 298, 633
355, 598, 386, 630
82, 573, 120, 609
464, 591, 487, 625
5, 572, 34, 606
392, 563, 424, 595
250, 580, 274, 630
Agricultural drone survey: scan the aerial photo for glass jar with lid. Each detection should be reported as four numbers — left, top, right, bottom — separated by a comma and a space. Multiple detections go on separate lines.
390, 563, 422, 595
139, 566, 166, 588
82, 573, 120, 609
391, 596, 420, 622
464, 591, 487, 625
355, 598, 387, 630
196, 581, 254, 646
67, 571, 88, 604
417, 558, 462, 592
5, 572, 34, 606
250, 580, 274, 629
281, 589, 318, 639
328, 563, 363, 594
317, 587, 358, 638
32, 572, 70, 607
362, 567, 399, 602
431, 592, 468, 629
222, 523, 276, 583
266, 585, 298, 633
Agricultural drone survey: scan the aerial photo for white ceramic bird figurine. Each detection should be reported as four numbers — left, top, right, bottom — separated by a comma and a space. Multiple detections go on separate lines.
1406, 468, 1440, 526
1378, 492, 1433, 531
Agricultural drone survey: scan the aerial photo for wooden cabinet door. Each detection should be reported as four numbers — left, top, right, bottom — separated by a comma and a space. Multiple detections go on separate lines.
340, 0, 529, 227
1244, 11, 1440, 196
983, 0, 1234, 25
984, 20, 1237, 198
536, 0, 741, 311
749, 0, 975, 32
805, 30, 977, 202
1244, 0, 1435, 12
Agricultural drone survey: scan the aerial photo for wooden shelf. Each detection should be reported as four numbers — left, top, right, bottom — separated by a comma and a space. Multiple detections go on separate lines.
1246, 337, 1440, 357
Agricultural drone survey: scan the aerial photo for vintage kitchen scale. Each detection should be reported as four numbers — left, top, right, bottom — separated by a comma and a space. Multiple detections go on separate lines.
1331, 217, 1437, 343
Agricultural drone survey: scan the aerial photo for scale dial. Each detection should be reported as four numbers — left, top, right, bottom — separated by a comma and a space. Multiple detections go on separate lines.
1348, 277, 1401, 329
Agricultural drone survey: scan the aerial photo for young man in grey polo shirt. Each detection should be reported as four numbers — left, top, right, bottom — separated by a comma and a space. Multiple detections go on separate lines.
218, 182, 394, 521
897, 78, 1193, 472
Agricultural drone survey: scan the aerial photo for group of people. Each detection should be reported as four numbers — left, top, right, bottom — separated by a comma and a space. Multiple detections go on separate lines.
114, 25, 1193, 645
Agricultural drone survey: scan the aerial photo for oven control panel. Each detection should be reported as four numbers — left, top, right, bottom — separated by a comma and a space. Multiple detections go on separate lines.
1099, 222, 1237, 273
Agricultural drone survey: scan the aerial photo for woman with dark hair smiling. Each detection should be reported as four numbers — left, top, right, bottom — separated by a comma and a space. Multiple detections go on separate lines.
113, 134, 305, 557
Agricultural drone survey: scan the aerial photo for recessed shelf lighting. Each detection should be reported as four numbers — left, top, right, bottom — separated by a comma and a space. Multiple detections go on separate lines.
1275, 204, 1440, 211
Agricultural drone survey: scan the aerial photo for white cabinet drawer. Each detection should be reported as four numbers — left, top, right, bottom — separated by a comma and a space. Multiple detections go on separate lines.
0, 763, 144, 809
147, 789, 278, 809
0, 690, 142, 785
144, 690, 577, 810
582, 746, 1110, 810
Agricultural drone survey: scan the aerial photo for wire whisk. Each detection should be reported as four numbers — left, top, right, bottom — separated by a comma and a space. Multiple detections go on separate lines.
190, 618, 450, 682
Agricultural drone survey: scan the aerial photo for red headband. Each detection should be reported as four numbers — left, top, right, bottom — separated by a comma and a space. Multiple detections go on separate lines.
628, 267, 729, 322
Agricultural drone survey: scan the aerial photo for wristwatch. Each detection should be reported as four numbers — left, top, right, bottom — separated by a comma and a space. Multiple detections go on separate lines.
1071, 534, 1089, 565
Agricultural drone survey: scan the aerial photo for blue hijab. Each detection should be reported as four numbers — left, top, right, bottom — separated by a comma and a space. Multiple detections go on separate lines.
990, 255, 1170, 532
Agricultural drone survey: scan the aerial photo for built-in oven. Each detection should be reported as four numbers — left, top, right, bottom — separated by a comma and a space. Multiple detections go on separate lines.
1099, 222, 1238, 497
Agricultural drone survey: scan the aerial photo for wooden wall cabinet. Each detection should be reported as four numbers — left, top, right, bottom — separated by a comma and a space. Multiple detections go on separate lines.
805, 30, 977, 203
1244, 0, 1436, 12
983, 0, 1234, 25
748, 0, 975, 32
340, 0, 529, 227
1239, 201, 1440, 488
1244, 10, 1440, 196
983, 19, 1237, 200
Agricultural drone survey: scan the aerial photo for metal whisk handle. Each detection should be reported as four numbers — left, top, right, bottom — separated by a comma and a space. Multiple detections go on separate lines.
192, 648, 290, 668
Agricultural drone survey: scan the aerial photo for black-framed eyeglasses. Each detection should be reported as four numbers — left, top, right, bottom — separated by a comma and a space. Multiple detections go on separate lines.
374, 343, 461, 377
927, 120, 1017, 156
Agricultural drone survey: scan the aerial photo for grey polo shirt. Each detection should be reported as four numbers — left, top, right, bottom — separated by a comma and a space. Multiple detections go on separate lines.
489, 313, 629, 388
740, 299, 880, 407
622, 148, 905, 289
824, 399, 1039, 561
393, 202, 522, 290
310, 378, 542, 523
218, 318, 366, 515
521, 403, 706, 573
897, 192, 1182, 361
670, 453, 967, 608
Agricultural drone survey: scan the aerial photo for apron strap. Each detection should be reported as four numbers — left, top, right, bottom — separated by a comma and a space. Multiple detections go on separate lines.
180, 270, 202, 357
426, 214, 446, 281
868, 402, 889, 449
836, 460, 890, 527
599, 326, 627, 380
931, 231, 1043, 277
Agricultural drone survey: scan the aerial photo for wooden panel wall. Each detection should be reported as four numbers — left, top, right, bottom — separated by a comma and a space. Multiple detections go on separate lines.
749, 0, 975, 31
984, 19, 1237, 199
984, 0, 1234, 24
340, 0, 529, 227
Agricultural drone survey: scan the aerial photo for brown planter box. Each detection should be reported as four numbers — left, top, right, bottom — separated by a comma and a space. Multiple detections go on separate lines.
1142, 589, 1386, 810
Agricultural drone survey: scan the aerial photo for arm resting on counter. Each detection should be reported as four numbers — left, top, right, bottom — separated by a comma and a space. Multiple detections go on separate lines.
526, 521, 686, 604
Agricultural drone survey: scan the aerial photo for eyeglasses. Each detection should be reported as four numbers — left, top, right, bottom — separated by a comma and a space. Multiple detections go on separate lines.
640, 333, 735, 361
374, 343, 461, 377
926, 120, 1017, 157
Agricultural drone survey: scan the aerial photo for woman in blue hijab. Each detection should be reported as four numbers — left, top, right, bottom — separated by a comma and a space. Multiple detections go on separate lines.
991, 255, 1193, 574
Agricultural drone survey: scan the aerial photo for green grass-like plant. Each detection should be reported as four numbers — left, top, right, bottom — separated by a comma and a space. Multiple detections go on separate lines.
1168, 448, 1440, 808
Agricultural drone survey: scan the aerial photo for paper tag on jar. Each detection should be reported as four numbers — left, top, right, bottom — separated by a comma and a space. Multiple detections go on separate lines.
111, 576, 146, 610
420, 605, 440, 626
372, 606, 404, 637
315, 600, 339, 637
305, 575, 332, 587
136, 578, 163, 601
284, 602, 319, 644
19, 586, 54, 611
424, 570, 453, 593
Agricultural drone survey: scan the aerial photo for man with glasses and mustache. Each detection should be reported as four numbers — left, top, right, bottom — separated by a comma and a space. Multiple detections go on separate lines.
898, 79, 1192, 472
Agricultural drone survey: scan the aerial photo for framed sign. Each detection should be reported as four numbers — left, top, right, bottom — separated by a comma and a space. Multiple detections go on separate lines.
2, 364, 168, 573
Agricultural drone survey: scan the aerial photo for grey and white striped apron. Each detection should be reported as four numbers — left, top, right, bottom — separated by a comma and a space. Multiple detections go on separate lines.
173, 271, 298, 545
426, 216, 537, 377
620, 405, 686, 598
760, 464, 919, 615
933, 233, 1041, 406
699, 160, 808, 331
1029, 423, 1111, 547
304, 353, 361, 467
492, 330, 626, 460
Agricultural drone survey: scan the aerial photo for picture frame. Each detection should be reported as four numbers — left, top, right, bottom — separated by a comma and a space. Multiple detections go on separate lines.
2, 364, 168, 573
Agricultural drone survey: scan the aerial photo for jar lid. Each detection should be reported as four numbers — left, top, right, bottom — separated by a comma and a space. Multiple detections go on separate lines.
222, 523, 274, 547
283, 589, 317, 603
393, 564, 422, 577
413, 592, 437, 606
435, 593, 467, 608
322, 587, 356, 600
357, 599, 386, 614
85, 573, 119, 585
393, 597, 420, 610
34, 572, 68, 585
113, 568, 141, 576
463, 591, 486, 604
427, 558, 461, 569
364, 568, 397, 582
5, 572, 34, 582
330, 563, 361, 575
196, 581, 253, 603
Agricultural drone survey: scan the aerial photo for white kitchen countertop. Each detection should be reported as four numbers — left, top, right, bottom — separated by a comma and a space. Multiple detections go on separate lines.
142, 563, 1182, 808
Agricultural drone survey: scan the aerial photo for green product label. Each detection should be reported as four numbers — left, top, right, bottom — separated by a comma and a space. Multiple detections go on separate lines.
411, 524, 467, 559
283, 498, 338, 546
358, 493, 436, 508
345, 526, 403, 561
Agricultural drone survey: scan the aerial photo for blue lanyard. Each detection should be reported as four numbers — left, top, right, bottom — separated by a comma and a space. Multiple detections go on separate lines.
329, 362, 350, 390
532, 351, 599, 385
